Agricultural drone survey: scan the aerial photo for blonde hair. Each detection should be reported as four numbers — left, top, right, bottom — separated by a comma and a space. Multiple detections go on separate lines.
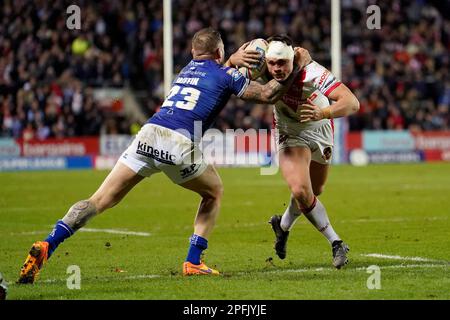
192, 28, 222, 55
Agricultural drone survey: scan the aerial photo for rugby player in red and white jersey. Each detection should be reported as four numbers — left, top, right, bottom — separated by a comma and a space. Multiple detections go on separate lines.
259, 35, 359, 268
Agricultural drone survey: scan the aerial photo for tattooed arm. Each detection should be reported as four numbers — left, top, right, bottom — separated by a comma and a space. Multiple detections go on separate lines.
240, 67, 299, 104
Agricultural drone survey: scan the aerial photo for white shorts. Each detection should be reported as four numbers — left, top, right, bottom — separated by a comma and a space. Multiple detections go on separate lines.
118, 124, 208, 184
276, 121, 334, 165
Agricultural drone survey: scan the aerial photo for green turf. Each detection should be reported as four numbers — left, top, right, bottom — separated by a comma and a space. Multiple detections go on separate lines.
1, 163, 449, 300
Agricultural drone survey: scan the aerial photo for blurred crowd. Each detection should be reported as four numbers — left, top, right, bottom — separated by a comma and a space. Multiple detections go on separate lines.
0, 0, 132, 139
0, 0, 449, 140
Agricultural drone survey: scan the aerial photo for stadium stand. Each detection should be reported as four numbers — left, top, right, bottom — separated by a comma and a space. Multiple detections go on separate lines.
0, 0, 448, 140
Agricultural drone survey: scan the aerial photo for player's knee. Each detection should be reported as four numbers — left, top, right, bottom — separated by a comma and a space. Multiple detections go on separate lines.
201, 181, 223, 202
210, 182, 224, 201
290, 184, 308, 199
290, 184, 313, 208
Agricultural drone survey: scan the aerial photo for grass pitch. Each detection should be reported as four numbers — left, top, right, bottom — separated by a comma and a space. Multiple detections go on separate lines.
1, 163, 449, 300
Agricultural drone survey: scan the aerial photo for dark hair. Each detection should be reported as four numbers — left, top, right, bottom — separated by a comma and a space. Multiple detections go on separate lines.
192, 27, 222, 55
266, 34, 293, 46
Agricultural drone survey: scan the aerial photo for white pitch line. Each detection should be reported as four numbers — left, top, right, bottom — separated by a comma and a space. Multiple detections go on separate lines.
247, 263, 448, 275
11, 228, 151, 237
260, 267, 327, 274
10, 231, 48, 236
123, 274, 161, 280
41, 279, 58, 283
361, 253, 444, 263
339, 216, 448, 223
41, 274, 161, 283
38, 263, 449, 284
4, 207, 60, 212
355, 264, 449, 271
79, 228, 151, 237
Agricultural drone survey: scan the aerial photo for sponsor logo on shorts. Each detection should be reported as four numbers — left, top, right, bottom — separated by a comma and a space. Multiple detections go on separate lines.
322, 146, 332, 161
180, 163, 200, 179
136, 141, 176, 165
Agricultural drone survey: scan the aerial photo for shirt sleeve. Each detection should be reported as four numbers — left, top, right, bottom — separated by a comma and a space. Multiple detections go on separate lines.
224, 67, 250, 97
308, 61, 342, 97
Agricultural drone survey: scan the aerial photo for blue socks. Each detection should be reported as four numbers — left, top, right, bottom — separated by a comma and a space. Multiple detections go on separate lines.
44, 225, 208, 264
44, 220, 74, 258
186, 234, 208, 265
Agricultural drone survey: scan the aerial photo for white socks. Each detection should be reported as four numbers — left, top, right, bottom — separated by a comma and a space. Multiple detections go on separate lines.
280, 195, 302, 231
303, 197, 340, 244
280, 194, 340, 244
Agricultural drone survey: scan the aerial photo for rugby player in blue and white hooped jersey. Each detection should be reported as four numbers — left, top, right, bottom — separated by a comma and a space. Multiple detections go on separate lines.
18, 28, 309, 281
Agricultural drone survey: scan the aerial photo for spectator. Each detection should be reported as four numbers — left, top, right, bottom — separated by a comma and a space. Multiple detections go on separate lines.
0, 0, 448, 140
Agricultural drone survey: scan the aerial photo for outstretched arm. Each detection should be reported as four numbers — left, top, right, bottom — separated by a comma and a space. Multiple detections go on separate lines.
240, 67, 299, 104
240, 79, 286, 104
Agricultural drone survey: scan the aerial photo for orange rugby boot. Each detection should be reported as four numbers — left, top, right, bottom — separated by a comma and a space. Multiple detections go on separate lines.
18, 241, 49, 284
183, 261, 220, 276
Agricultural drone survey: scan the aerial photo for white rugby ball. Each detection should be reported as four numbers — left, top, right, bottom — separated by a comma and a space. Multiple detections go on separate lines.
238, 38, 268, 80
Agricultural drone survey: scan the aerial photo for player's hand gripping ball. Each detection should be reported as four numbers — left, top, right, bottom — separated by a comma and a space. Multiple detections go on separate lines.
237, 38, 268, 80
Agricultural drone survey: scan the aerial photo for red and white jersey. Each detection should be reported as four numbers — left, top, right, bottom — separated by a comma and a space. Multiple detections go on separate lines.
272, 61, 341, 131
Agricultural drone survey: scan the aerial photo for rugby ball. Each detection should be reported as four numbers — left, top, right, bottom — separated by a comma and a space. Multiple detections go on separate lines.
238, 38, 268, 80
